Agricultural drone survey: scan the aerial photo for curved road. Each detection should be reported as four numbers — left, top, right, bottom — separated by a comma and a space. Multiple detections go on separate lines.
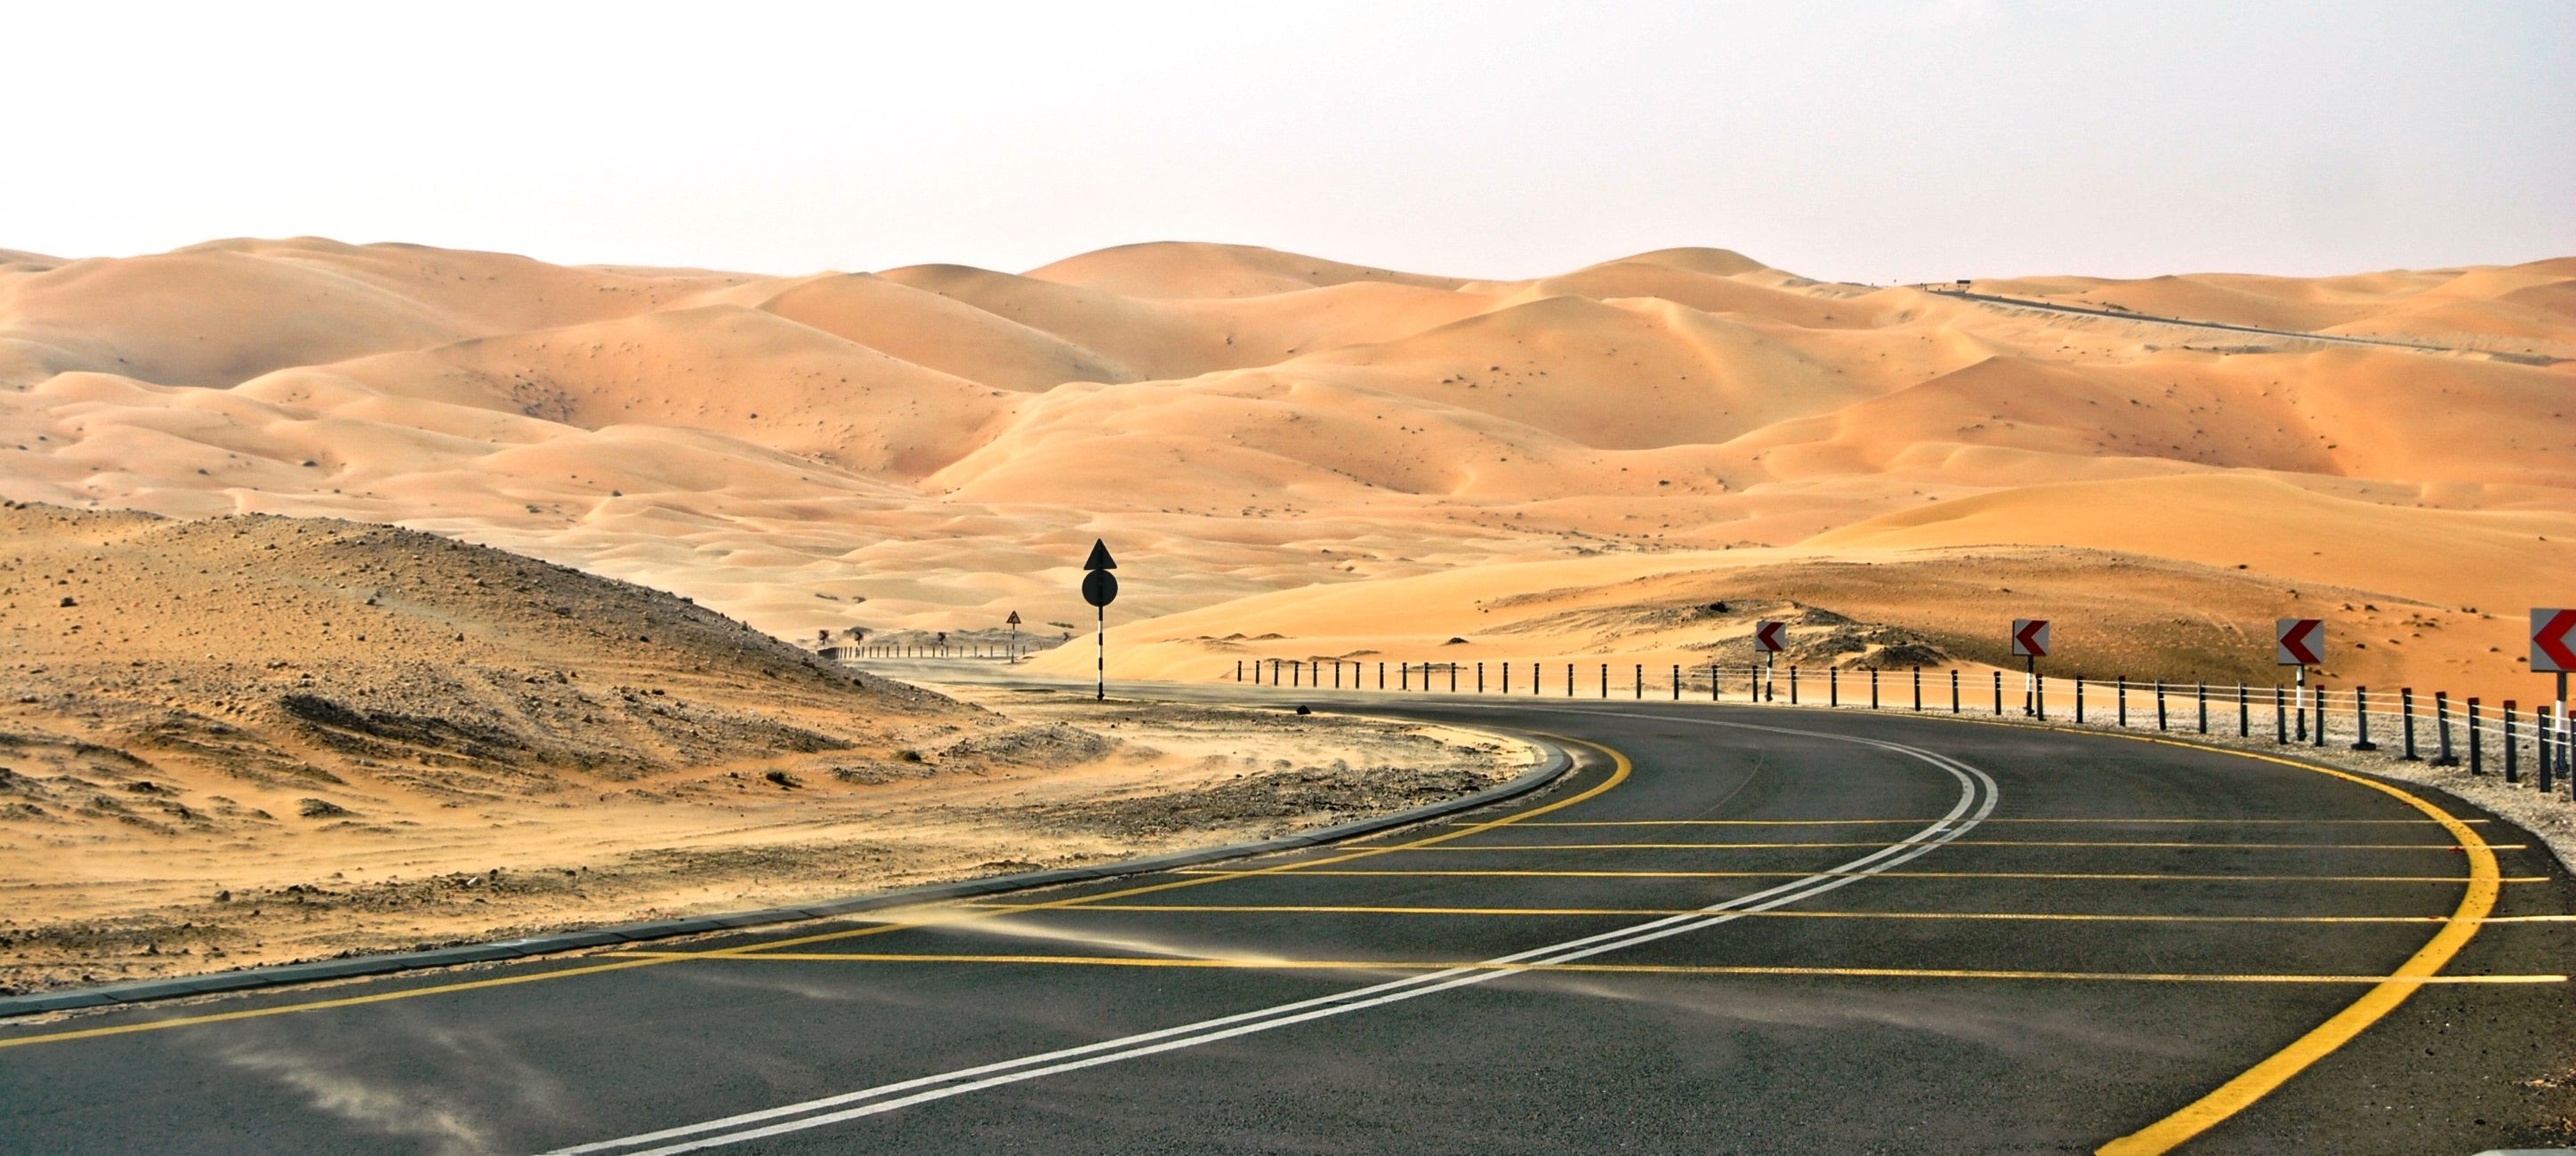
4, 696, 2572, 1153
1916, 287, 2467, 354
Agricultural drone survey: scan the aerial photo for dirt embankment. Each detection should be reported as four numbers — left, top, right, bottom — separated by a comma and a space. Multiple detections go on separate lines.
0, 505, 1534, 994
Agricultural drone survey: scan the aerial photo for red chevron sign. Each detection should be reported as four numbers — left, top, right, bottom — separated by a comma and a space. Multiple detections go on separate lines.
2011, 619, 2049, 657
2275, 618, 2324, 666
1754, 621, 1786, 653
2535, 608, 2576, 674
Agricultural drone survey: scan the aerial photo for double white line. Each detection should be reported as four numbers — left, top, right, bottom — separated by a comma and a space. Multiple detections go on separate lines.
545, 718, 2000, 1156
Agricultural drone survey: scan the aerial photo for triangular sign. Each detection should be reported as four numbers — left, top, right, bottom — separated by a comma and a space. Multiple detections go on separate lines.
1083, 539, 1117, 571
1006, 611, 1022, 624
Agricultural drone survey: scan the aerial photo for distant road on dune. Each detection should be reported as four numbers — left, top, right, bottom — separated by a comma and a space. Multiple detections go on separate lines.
1922, 285, 2484, 355
4, 688, 2569, 1153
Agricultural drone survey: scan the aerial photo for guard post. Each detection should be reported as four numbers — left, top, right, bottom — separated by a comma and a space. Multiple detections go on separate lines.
2505, 701, 2521, 783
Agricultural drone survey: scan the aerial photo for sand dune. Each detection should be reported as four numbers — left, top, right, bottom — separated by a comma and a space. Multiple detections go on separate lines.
1, 237, 2568, 699
754, 273, 1138, 391
1811, 473, 2576, 621
1026, 241, 1464, 299
0, 237, 757, 389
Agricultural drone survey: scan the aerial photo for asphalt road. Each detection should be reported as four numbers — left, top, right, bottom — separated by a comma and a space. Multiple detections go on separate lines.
5, 694, 2573, 1154
1916, 287, 2460, 354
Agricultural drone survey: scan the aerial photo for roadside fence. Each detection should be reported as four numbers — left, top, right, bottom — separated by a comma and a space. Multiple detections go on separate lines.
1228, 658, 2576, 797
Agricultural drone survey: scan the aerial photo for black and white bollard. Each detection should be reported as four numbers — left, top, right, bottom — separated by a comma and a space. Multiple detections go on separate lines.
2354, 686, 2378, 751
2541, 703, 2556, 794
2505, 701, 2521, 783
2432, 692, 2459, 767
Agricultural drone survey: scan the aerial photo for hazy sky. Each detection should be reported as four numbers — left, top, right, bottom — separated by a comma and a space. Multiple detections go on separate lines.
12, 1, 2571, 283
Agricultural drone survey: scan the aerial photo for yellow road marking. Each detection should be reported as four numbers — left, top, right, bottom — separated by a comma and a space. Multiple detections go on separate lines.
1176, 868, 2529, 884
952, 903, 2572, 925
600, 950, 2564, 985
2066, 735, 2505, 1155
1507, 818, 2486, 827
0, 735, 1630, 1051
1395, 840, 2503, 851
0, 956, 682, 1051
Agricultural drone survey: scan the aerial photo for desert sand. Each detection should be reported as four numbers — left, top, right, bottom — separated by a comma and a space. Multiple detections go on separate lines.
0, 503, 1530, 993
1, 238, 2570, 694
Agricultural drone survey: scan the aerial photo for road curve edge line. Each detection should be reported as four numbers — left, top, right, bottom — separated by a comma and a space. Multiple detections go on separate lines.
2089, 735, 2503, 1155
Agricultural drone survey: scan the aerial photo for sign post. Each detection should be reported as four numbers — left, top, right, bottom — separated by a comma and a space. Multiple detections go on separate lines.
1005, 610, 1022, 664
2011, 619, 2050, 718
2535, 609, 2575, 785
1080, 540, 1118, 701
2277, 618, 2324, 742
1755, 620, 1785, 702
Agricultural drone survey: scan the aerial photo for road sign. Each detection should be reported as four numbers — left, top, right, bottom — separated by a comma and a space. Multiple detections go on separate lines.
1081, 540, 1118, 701
1082, 570, 1118, 607
2275, 618, 2324, 666
1006, 611, 1021, 626
2011, 619, 2049, 658
2535, 608, 2576, 673
1754, 621, 1786, 653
